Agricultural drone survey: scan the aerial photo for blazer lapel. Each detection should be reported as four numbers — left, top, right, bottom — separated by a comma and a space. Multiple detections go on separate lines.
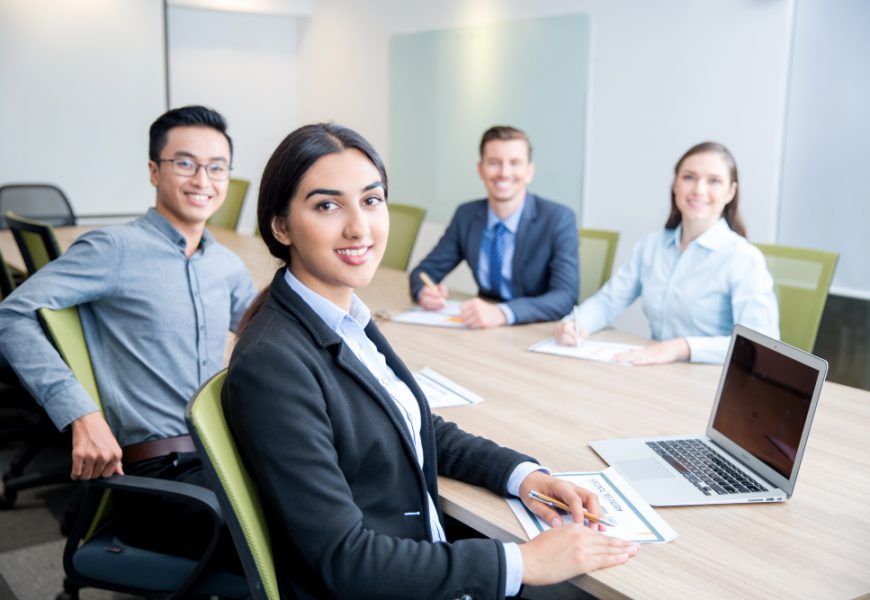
511, 193, 538, 296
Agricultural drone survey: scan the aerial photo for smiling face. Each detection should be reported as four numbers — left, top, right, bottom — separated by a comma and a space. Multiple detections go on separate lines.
672, 151, 737, 234
271, 149, 388, 309
148, 125, 230, 233
477, 138, 534, 217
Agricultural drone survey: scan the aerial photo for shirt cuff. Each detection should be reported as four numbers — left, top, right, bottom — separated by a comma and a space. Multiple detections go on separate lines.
498, 303, 516, 325
503, 542, 523, 597
506, 462, 548, 497
685, 335, 729, 364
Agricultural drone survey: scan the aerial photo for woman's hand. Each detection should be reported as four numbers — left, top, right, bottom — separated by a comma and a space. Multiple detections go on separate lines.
555, 319, 589, 346
613, 337, 690, 365
518, 471, 602, 529
519, 525, 638, 585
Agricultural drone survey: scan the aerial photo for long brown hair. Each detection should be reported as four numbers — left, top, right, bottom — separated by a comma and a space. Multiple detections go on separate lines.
237, 123, 388, 335
664, 141, 746, 237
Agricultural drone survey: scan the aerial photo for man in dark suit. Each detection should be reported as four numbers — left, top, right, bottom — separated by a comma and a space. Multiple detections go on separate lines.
409, 125, 579, 327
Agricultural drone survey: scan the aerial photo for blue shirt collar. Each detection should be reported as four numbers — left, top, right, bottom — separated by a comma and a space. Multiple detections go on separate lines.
144, 207, 214, 252
283, 268, 371, 332
485, 197, 525, 234
668, 218, 732, 250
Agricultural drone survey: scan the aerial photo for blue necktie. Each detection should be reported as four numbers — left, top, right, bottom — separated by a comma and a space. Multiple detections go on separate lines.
489, 222, 508, 298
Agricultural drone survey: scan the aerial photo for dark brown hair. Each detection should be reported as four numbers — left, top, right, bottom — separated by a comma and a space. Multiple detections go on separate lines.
664, 141, 746, 237
479, 125, 532, 160
237, 123, 388, 334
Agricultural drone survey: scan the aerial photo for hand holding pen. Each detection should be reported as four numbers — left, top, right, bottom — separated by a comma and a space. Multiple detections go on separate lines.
417, 271, 449, 311
528, 490, 616, 527
555, 306, 589, 347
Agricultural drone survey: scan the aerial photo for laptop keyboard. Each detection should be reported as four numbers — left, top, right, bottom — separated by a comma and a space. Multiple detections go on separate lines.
646, 439, 768, 496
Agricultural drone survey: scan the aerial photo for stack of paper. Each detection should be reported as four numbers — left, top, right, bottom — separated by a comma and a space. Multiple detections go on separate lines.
414, 367, 483, 408
507, 468, 678, 543
390, 300, 466, 328
528, 337, 643, 365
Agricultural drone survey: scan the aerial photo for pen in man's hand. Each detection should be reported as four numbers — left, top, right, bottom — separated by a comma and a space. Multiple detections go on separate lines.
528, 489, 616, 527
573, 305, 583, 347
419, 271, 438, 291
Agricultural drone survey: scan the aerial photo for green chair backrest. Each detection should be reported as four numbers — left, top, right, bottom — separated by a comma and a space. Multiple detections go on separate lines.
187, 370, 279, 600
579, 228, 619, 302
38, 306, 112, 537
208, 177, 250, 231
6, 211, 62, 274
754, 243, 839, 353
0, 246, 16, 299
383, 203, 426, 271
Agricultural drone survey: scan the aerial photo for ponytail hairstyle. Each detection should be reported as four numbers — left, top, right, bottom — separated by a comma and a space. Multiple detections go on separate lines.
237, 123, 388, 334
664, 141, 746, 237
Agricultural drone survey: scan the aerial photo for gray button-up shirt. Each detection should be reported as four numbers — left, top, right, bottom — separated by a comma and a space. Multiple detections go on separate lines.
0, 208, 257, 446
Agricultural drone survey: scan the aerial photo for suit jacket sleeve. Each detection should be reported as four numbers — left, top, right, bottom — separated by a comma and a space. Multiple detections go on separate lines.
409, 208, 468, 302
505, 204, 579, 324
225, 311, 513, 600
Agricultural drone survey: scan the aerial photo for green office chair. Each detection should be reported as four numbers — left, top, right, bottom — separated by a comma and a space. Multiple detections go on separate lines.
0, 244, 16, 299
579, 228, 620, 303
208, 177, 250, 231
5, 211, 62, 275
754, 243, 839, 353
38, 307, 248, 600
187, 370, 280, 600
383, 203, 426, 271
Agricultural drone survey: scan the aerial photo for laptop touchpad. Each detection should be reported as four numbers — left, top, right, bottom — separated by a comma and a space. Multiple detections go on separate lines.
617, 459, 677, 481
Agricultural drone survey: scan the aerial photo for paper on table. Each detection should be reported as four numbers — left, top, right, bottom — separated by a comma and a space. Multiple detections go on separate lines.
507, 468, 678, 543
391, 300, 466, 328
528, 337, 643, 365
414, 367, 483, 408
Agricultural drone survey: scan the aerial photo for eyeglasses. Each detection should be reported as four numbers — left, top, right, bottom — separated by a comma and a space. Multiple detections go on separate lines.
157, 158, 231, 181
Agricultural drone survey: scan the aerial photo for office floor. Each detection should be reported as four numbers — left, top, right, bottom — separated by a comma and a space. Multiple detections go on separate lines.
0, 447, 140, 600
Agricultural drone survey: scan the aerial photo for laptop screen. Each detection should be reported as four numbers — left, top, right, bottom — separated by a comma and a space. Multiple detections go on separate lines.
711, 333, 820, 479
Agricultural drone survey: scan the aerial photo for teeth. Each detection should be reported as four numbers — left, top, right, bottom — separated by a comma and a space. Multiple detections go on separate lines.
337, 248, 367, 257
188, 194, 210, 202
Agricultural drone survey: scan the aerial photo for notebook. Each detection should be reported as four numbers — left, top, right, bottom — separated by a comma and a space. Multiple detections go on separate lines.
590, 325, 828, 506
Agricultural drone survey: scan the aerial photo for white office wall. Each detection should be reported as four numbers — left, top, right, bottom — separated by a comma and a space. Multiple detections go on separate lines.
295, 0, 795, 331
778, 0, 870, 298
167, 6, 300, 232
0, 0, 166, 216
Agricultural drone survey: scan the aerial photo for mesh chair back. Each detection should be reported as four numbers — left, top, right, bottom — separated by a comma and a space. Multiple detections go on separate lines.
755, 243, 838, 353
383, 203, 426, 271
0, 184, 75, 228
579, 228, 619, 302
207, 178, 249, 231
187, 371, 279, 600
6, 212, 62, 274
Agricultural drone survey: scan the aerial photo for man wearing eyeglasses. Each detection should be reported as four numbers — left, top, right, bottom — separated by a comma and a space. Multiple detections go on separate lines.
0, 105, 256, 561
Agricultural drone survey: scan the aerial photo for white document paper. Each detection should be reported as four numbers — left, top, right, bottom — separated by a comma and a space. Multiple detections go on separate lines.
391, 300, 466, 328
528, 337, 643, 365
507, 468, 678, 543
414, 367, 483, 408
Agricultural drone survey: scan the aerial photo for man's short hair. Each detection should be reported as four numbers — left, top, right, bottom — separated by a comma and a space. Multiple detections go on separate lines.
149, 105, 233, 162
479, 125, 532, 160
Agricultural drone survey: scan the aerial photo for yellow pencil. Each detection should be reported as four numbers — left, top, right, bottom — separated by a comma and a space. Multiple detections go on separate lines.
419, 271, 437, 291
528, 489, 616, 527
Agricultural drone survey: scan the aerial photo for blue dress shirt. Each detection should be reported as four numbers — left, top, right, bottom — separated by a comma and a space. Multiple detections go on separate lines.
0, 208, 257, 443
477, 203, 525, 324
283, 268, 538, 596
575, 219, 779, 363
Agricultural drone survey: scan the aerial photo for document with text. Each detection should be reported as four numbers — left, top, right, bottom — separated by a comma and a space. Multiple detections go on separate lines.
529, 337, 643, 365
414, 367, 483, 408
390, 300, 466, 328
507, 468, 678, 543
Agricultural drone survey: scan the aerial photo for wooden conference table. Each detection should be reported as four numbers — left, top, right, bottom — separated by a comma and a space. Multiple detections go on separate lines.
3, 225, 869, 599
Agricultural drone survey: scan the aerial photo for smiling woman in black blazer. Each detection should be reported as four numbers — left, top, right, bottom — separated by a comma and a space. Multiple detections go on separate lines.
222, 123, 637, 599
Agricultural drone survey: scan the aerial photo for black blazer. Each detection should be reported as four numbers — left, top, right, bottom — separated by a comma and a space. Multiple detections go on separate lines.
409, 193, 579, 324
223, 270, 536, 599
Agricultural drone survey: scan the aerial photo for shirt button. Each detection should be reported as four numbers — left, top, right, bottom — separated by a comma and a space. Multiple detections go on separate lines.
201, 360, 207, 366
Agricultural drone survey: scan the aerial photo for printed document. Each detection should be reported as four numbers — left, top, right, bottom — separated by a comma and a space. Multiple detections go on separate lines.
391, 300, 466, 328
507, 468, 678, 543
414, 368, 483, 408
529, 337, 642, 365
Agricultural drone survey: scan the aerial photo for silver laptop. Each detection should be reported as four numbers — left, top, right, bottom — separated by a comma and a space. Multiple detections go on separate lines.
590, 325, 828, 506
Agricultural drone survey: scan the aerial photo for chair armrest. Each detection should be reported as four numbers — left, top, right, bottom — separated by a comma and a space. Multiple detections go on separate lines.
63, 474, 226, 600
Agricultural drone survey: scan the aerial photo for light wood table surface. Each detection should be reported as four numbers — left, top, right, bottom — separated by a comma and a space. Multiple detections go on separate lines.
5, 225, 870, 598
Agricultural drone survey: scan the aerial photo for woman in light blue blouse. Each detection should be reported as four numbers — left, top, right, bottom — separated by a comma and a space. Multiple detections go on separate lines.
557, 141, 779, 364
